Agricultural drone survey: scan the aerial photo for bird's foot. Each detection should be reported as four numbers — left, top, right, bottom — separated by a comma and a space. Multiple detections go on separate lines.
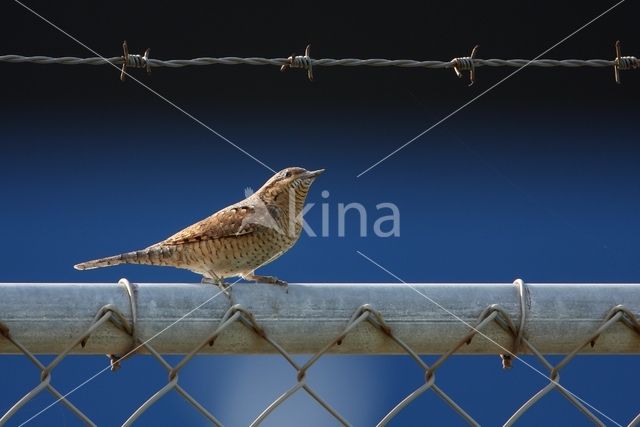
107, 353, 125, 372
202, 276, 232, 298
217, 281, 232, 298
245, 274, 288, 293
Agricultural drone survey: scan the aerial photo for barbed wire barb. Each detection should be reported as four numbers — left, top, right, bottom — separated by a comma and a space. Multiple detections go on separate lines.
614, 40, 639, 84
452, 44, 480, 86
280, 44, 314, 81
120, 40, 151, 81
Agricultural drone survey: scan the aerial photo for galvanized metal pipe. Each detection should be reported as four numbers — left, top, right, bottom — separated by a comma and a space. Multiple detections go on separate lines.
0, 282, 638, 355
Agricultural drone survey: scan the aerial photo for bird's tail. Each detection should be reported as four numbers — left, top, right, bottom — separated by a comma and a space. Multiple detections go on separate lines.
74, 247, 172, 270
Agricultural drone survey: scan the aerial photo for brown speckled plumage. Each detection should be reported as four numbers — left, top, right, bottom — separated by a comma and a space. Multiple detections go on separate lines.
74, 167, 324, 286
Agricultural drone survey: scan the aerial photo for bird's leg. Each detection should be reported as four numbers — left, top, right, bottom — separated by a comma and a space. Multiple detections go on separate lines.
244, 271, 288, 291
201, 273, 231, 298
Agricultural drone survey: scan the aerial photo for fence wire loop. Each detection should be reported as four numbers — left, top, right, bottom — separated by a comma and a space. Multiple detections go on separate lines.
231, 304, 267, 337
108, 278, 139, 371
280, 44, 314, 81
0, 321, 9, 339
590, 304, 640, 347
616, 305, 640, 334
500, 278, 528, 368
80, 304, 132, 348
452, 44, 479, 86
359, 303, 393, 335
120, 40, 151, 81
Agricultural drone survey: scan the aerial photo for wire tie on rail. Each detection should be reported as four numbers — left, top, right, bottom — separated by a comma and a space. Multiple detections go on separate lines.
108, 278, 139, 371
120, 40, 151, 82
452, 45, 479, 86
501, 278, 528, 369
280, 44, 314, 81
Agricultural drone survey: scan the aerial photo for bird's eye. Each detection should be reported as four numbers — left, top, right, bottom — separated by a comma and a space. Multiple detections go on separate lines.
285, 171, 292, 178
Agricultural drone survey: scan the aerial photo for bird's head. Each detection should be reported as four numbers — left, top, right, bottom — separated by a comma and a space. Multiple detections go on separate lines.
257, 167, 324, 206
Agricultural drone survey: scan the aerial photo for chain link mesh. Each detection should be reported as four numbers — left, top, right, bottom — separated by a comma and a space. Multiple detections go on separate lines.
1, 281, 640, 427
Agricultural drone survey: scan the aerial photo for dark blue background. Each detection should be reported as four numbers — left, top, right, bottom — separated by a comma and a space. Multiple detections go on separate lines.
1, 0, 639, 426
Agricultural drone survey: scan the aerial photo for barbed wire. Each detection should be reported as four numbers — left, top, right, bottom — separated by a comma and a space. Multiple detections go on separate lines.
1, 280, 640, 426
0, 40, 638, 85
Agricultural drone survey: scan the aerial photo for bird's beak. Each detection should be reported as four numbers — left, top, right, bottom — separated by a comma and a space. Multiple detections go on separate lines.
302, 169, 325, 179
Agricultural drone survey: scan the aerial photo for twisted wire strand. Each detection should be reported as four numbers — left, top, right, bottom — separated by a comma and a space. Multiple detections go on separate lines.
0, 54, 623, 69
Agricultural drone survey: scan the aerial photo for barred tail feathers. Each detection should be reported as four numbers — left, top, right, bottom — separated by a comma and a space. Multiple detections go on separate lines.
74, 247, 171, 270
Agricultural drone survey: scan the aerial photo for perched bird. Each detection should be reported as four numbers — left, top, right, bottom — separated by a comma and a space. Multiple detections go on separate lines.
74, 167, 324, 288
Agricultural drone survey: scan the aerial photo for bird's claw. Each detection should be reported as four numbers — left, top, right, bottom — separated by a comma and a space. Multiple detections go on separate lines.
216, 281, 232, 298
245, 274, 288, 292
270, 277, 288, 287
264, 276, 288, 293
202, 276, 232, 298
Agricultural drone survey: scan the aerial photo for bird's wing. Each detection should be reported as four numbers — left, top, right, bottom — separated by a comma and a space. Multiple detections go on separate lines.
161, 204, 280, 245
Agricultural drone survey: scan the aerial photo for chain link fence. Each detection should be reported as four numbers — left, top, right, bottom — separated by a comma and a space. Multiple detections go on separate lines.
1, 280, 639, 426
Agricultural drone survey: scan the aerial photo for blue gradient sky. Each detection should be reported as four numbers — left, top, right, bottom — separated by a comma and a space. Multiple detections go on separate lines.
1, 104, 639, 426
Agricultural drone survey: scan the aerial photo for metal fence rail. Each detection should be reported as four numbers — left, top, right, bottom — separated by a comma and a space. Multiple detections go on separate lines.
1, 281, 640, 426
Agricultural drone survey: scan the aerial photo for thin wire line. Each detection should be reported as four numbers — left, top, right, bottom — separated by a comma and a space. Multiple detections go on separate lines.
11, 0, 276, 175
356, 0, 627, 178
355, 250, 623, 427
